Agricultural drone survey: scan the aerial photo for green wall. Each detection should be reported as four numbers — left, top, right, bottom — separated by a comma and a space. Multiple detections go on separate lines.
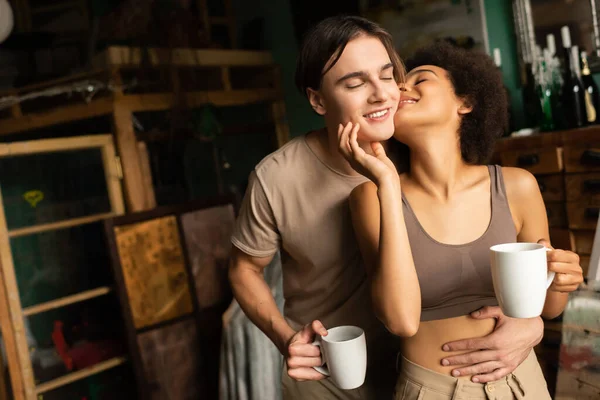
233, 0, 322, 138
237, 0, 530, 134
483, 0, 526, 130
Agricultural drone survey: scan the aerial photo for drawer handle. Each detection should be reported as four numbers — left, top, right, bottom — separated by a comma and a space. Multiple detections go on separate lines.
517, 154, 540, 167
583, 179, 600, 193
580, 150, 600, 165
584, 208, 600, 219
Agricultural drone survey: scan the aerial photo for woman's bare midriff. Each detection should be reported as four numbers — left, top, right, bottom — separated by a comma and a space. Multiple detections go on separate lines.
400, 315, 496, 378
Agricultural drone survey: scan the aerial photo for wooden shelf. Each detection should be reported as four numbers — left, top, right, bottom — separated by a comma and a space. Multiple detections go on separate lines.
22, 287, 112, 317
93, 46, 273, 68
8, 212, 118, 238
495, 125, 600, 151
0, 134, 115, 157
0, 90, 277, 137
35, 356, 127, 395
0, 98, 114, 137
122, 89, 278, 113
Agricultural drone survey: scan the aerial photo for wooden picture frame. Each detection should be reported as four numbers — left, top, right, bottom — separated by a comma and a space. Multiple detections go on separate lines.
104, 195, 237, 399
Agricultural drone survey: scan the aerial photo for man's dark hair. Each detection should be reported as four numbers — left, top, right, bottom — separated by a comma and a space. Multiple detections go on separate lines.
295, 15, 404, 97
405, 41, 508, 164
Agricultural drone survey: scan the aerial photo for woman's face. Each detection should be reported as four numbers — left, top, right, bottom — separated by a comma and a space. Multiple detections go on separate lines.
393, 65, 470, 143
311, 35, 400, 142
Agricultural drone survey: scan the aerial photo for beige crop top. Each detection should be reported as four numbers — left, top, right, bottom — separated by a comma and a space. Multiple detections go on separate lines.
402, 165, 517, 321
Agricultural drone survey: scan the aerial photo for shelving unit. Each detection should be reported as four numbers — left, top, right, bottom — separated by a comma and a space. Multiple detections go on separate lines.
0, 135, 125, 400
0, 46, 291, 212
0, 44, 291, 400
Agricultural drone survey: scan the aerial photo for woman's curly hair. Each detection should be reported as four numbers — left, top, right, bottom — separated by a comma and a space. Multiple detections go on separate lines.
404, 41, 508, 165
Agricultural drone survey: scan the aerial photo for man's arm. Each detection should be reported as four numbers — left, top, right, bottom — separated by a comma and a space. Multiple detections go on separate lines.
440, 306, 543, 383
229, 246, 327, 381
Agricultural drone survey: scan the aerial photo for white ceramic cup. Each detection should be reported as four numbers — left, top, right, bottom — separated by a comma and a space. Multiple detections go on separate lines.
490, 242, 556, 318
311, 325, 367, 390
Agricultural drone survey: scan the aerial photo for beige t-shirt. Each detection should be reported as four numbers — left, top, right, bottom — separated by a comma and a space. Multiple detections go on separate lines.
231, 134, 381, 332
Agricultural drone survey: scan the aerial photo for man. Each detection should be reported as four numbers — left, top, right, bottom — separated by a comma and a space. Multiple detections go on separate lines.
229, 15, 544, 399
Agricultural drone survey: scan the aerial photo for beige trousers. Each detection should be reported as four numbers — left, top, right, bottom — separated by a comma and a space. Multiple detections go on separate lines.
394, 351, 551, 400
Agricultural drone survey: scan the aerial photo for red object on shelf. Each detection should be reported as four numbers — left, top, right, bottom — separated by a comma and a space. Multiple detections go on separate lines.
52, 320, 73, 371
51, 320, 125, 370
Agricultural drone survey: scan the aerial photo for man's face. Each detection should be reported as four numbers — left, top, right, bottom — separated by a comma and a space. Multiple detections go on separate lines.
311, 35, 400, 142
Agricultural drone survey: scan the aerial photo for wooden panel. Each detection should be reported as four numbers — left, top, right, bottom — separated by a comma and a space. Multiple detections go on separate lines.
0, 189, 35, 400
564, 145, 600, 173
494, 131, 563, 152
565, 172, 600, 202
494, 126, 600, 152
0, 134, 113, 157
8, 212, 117, 238
136, 319, 202, 400
113, 216, 194, 329
571, 230, 595, 255
549, 228, 575, 251
101, 141, 126, 215
567, 201, 600, 230
560, 125, 600, 145
104, 196, 235, 400
500, 147, 563, 174
136, 141, 157, 210
112, 108, 146, 212
94, 46, 273, 68
546, 202, 568, 228
180, 204, 235, 309
0, 98, 114, 137
580, 255, 591, 277
537, 174, 565, 202
22, 286, 112, 317
0, 254, 26, 400
119, 89, 278, 112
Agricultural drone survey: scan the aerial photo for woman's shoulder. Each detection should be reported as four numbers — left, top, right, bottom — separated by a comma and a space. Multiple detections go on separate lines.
498, 166, 540, 199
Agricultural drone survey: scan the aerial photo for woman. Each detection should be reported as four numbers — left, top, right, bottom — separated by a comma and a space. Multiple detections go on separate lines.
338, 41, 583, 399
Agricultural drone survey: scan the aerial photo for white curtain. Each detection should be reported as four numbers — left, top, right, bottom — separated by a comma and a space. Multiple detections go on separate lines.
220, 252, 284, 400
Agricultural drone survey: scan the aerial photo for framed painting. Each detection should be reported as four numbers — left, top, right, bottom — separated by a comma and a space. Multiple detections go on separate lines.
104, 195, 237, 399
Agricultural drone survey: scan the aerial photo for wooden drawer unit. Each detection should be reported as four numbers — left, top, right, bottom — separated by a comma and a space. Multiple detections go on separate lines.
571, 230, 595, 255
495, 128, 600, 398
549, 228, 575, 252
500, 147, 563, 174
565, 172, 600, 202
537, 174, 565, 202
564, 145, 600, 172
546, 202, 568, 228
566, 200, 600, 229
580, 255, 591, 277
